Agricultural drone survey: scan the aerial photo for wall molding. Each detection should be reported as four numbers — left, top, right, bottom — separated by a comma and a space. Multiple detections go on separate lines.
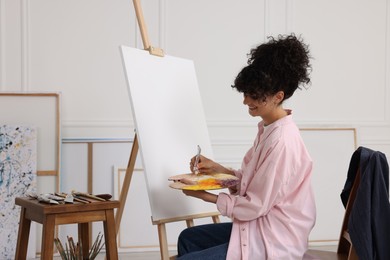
62, 118, 390, 129
61, 119, 390, 147
134, 5, 140, 49
264, 0, 294, 37
158, 0, 165, 50
264, 0, 270, 39
361, 139, 390, 145
63, 119, 133, 128
286, 0, 294, 33
20, 0, 29, 91
386, 0, 390, 121
0, 0, 5, 90
208, 119, 390, 129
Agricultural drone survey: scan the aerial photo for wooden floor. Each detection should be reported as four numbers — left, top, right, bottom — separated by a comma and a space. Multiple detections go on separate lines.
109, 251, 176, 260
39, 251, 177, 260
41, 246, 337, 260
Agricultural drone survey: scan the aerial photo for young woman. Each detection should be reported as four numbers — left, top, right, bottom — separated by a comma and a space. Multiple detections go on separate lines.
177, 34, 316, 260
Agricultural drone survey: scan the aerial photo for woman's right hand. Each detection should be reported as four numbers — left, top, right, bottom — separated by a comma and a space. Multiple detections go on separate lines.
190, 155, 234, 175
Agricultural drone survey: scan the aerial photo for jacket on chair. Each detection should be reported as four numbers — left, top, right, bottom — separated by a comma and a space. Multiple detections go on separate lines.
341, 146, 390, 260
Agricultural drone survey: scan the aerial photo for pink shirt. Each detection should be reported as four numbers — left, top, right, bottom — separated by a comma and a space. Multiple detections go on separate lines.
216, 112, 316, 260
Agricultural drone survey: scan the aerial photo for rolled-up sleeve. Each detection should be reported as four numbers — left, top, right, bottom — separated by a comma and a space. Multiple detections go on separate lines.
216, 192, 236, 218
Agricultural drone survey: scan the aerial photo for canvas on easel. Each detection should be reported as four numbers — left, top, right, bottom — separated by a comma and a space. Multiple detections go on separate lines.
117, 2, 221, 259
120, 45, 222, 260
120, 46, 219, 221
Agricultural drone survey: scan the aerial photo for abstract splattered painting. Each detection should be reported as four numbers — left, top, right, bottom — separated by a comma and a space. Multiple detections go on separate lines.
0, 125, 37, 259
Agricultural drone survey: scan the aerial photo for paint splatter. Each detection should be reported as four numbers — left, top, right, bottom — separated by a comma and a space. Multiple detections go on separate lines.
0, 125, 37, 259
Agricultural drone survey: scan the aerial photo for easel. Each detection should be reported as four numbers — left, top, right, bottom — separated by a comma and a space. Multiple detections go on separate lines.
115, 1, 221, 259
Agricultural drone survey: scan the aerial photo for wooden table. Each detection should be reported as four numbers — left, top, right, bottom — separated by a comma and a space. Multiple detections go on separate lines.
15, 197, 120, 260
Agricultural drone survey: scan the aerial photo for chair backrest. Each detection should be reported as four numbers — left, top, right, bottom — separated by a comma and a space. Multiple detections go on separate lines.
337, 169, 360, 259
306, 147, 390, 260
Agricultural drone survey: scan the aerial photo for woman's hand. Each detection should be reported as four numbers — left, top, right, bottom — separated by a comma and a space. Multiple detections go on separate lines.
182, 190, 218, 203
190, 155, 234, 175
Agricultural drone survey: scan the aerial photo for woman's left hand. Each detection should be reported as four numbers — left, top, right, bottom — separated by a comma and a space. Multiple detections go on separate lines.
182, 190, 218, 204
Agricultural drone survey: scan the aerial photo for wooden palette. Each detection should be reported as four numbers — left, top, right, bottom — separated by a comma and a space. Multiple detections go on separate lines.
168, 173, 239, 191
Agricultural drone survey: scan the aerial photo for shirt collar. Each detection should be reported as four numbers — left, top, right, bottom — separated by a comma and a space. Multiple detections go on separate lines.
257, 109, 293, 136
259, 108, 292, 125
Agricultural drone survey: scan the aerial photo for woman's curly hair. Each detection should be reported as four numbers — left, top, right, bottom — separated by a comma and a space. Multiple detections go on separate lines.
232, 34, 312, 102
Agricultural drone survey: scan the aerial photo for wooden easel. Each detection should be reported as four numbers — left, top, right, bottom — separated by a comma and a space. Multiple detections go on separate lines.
115, 1, 220, 259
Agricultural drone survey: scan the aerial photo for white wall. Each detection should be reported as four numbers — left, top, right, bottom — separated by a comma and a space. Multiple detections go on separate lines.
1, 0, 390, 253
1, 0, 389, 150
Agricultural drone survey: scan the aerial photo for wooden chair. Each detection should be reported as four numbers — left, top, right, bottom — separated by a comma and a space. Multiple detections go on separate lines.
305, 170, 361, 260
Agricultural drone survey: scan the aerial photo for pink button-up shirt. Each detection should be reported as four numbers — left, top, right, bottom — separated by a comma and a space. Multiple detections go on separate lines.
216, 112, 316, 260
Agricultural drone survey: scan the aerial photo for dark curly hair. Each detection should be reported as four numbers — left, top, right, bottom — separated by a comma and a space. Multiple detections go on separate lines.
231, 34, 312, 102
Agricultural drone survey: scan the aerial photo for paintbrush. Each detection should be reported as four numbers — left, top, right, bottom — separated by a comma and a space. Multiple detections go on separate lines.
72, 191, 106, 202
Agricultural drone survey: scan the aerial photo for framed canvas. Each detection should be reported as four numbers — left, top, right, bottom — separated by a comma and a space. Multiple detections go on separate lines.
0, 92, 61, 257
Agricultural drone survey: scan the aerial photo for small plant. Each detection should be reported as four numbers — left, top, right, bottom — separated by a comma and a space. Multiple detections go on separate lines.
54, 232, 105, 260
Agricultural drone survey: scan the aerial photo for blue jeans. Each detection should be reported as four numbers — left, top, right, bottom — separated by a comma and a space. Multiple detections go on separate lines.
177, 222, 232, 260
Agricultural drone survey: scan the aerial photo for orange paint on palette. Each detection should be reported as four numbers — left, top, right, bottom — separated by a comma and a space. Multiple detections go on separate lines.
183, 178, 221, 190
169, 172, 239, 191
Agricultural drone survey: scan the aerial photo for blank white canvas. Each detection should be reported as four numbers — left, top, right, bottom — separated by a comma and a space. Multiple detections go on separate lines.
121, 46, 218, 221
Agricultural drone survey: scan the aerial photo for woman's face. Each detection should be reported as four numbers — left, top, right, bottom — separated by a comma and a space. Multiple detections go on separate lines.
243, 94, 271, 117
243, 91, 285, 124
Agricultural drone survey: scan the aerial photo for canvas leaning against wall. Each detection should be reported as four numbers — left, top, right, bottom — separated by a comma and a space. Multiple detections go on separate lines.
0, 125, 37, 259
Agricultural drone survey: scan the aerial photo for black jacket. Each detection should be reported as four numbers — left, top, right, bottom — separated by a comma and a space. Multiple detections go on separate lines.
340, 146, 390, 260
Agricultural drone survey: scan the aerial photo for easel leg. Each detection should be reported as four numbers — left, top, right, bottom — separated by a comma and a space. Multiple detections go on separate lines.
212, 215, 220, 223
157, 223, 170, 260
115, 134, 138, 234
185, 219, 194, 227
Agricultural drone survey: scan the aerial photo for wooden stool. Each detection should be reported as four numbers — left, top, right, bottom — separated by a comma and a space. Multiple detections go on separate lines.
15, 197, 120, 260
